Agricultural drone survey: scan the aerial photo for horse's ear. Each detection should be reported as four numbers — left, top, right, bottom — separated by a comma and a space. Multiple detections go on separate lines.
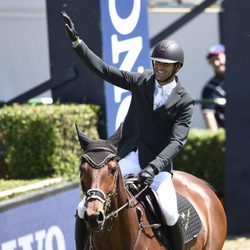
75, 124, 92, 150
107, 123, 123, 148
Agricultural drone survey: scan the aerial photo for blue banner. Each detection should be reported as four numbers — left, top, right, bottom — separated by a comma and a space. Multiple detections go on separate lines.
100, 0, 151, 136
0, 186, 80, 250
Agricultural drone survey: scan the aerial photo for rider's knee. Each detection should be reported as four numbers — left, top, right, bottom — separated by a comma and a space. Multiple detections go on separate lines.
165, 213, 179, 226
77, 198, 86, 219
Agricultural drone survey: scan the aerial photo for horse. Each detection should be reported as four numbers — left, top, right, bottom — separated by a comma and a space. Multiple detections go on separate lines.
75, 124, 227, 250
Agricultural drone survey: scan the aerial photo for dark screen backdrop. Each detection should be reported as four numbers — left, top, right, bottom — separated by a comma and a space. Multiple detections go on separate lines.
46, 0, 106, 138
221, 0, 250, 235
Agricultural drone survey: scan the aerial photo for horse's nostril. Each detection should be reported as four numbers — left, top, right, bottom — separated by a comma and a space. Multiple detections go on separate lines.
97, 211, 105, 222
83, 210, 105, 225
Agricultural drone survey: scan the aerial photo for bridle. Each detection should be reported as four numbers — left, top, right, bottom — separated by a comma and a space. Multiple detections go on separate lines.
81, 151, 147, 227
84, 167, 119, 216
81, 152, 159, 250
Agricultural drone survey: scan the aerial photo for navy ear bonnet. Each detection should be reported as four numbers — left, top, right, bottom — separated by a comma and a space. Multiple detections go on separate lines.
81, 140, 118, 168
75, 124, 122, 168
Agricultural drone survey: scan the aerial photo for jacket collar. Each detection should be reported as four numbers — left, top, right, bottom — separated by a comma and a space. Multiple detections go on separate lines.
163, 83, 181, 109
155, 76, 183, 111
145, 74, 184, 111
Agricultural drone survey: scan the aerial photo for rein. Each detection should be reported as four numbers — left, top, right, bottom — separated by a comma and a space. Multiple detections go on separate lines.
85, 168, 148, 222
87, 183, 151, 250
106, 185, 148, 220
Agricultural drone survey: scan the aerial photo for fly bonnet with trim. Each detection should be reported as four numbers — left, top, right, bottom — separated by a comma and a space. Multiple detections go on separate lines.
75, 124, 122, 168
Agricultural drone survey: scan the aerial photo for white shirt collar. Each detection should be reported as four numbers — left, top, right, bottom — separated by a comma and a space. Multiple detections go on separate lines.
155, 79, 177, 95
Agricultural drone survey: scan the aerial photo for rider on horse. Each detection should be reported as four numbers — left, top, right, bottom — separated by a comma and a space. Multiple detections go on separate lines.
62, 11, 195, 250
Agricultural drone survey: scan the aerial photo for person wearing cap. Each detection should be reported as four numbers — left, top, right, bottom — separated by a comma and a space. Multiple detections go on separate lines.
62, 11, 194, 250
201, 44, 226, 131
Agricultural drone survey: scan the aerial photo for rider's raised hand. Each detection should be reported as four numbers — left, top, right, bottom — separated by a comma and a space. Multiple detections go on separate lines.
61, 11, 79, 41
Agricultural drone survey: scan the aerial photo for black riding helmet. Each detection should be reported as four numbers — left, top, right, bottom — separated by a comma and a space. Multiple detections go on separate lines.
151, 40, 184, 66
151, 40, 184, 82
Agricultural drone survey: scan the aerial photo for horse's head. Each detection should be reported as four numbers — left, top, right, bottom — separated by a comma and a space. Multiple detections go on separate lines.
75, 124, 122, 232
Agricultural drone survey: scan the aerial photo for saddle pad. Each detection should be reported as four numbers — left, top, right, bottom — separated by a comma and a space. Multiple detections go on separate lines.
177, 192, 202, 244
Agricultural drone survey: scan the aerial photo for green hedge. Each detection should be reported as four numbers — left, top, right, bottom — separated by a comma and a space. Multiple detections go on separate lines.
174, 128, 225, 198
0, 104, 100, 179
0, 104, 225, 197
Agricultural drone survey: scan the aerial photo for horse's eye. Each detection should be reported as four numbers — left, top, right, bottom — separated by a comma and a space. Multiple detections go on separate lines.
79, 166, 85, 177
110, 167, 118, 176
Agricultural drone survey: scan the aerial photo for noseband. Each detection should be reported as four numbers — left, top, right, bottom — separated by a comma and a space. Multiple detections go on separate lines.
85, 189, 106, 203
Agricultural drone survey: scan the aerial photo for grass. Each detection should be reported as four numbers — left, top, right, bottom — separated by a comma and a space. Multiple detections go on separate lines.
0, 177, 79, 202
0, 178, 46, 191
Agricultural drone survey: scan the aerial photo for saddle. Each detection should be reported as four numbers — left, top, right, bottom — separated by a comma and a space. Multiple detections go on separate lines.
124, 175, 202, 248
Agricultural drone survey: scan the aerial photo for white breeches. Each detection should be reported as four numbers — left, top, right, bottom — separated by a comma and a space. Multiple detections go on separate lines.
77, 151, 179, 226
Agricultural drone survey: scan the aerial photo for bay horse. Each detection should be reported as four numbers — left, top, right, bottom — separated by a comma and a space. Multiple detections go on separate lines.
75, 124, 227, 250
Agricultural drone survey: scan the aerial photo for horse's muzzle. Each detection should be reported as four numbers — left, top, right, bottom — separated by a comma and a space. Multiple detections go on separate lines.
84, 209, 105, 231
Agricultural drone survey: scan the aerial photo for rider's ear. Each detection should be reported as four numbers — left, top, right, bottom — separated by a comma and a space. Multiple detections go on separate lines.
175, 63, 182, 72
107, 123, 123, 148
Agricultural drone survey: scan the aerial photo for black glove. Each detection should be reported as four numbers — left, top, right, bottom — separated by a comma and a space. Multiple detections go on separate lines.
138, 165, 158, 187
61, 11, 79, 41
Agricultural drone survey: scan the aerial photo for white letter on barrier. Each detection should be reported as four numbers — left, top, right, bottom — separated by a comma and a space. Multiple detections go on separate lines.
1, 240, 17, 250
115, 95, 132, 129
111, 35, 142, 71
35, 230, 46, 250
109, 0, 141, 35
17, 234, 33, 250
45, 225, 66, 250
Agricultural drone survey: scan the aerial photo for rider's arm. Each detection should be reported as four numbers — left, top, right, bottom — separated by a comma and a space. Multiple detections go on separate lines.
73, 39, 141, 91
149, 98, 194, 174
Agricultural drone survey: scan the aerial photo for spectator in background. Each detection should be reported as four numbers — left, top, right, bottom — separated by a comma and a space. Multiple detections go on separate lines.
201, 44, 226, 131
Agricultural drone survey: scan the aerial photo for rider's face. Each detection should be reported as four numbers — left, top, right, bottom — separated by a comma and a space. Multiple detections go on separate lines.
153, 61, 176, 85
